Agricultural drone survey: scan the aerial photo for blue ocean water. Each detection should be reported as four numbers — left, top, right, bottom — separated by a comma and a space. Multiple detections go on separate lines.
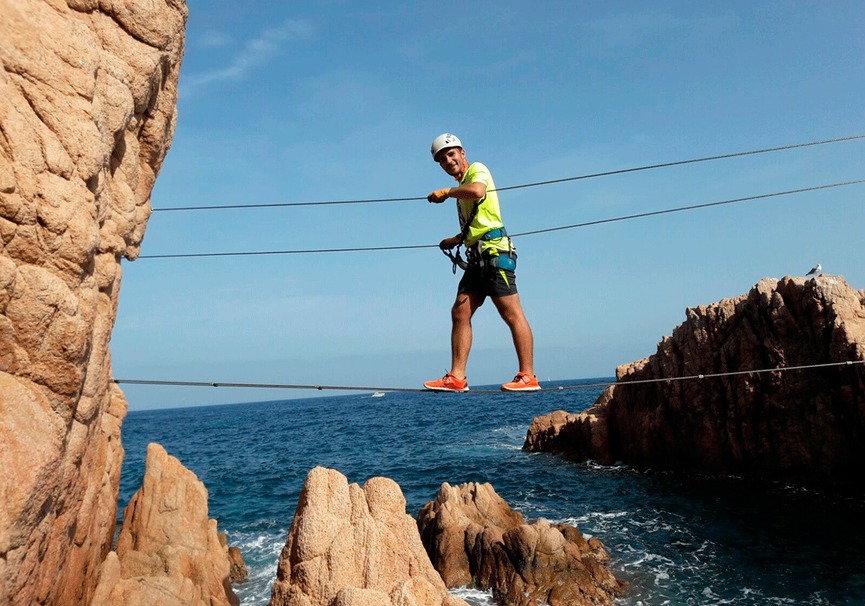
119, 379, 865, 606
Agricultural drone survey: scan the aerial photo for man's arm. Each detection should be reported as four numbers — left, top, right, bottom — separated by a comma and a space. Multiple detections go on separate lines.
428, 181, 486, 203
438, 234, 463, 250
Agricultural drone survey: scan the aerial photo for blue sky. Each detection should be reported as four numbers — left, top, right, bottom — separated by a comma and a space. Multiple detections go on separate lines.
112, 1, 865, 410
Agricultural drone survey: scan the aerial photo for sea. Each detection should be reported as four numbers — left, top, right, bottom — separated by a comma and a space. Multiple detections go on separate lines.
119, 379, 865, 606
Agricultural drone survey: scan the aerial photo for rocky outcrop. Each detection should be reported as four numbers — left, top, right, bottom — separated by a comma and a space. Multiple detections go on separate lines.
269, 467, 468, 606
525, 276, 865, 486
222, 534, 249, 584
418, 482, 523, 590
417, 482, 621, 606
91, 443, 240, 606
0, 1, 186, 604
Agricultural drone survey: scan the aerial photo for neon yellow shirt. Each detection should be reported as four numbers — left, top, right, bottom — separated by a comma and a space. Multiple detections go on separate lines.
457, 162, 512, 253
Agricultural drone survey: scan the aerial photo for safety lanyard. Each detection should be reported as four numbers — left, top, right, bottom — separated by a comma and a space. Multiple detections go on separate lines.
457, 197, 481, 246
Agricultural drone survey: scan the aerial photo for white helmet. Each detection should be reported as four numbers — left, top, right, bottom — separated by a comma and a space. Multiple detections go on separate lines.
430, 133, 462, 161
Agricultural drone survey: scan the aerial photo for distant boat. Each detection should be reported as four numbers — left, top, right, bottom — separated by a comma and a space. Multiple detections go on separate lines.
371, 391, 385, 398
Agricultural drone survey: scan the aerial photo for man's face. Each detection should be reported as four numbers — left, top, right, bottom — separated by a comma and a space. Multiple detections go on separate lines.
437, 147, 466, 177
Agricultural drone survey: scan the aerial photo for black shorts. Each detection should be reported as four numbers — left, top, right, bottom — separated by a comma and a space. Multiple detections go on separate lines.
457, 259, 518, 299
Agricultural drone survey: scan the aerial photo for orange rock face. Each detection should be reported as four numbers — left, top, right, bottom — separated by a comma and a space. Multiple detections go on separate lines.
91, 443, 240, 606
269, 467, 468, 606
417, 482, 622, 606
0, 0, 186, 604
525, 276, 865, 486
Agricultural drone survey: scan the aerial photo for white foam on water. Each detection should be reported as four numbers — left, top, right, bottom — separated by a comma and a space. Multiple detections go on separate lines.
449, 586, 496, 605
494, 443, 524, 451
229, 529, 287, 605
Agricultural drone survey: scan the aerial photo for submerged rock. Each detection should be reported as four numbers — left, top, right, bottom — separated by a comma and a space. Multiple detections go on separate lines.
417, 482, 622, 606
91, 443, 241, 606
525, 276, 865, 487
221, 533, 249, 584
269, 466, 468, 606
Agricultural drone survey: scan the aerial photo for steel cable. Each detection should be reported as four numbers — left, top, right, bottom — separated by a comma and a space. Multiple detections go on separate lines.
150, 133, 865, 212
137, 179, 865, 259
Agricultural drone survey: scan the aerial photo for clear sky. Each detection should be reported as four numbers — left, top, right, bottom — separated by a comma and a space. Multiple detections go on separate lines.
112, 1, 865, 410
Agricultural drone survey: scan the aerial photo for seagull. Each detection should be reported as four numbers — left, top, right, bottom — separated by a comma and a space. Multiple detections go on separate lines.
806, 263, 822, 276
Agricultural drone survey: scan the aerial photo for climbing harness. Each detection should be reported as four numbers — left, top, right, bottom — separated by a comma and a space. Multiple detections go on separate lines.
441, 194, 515, 273
442, 246, 468, 274
441, 232, 517, 274
439, 196, 481, 273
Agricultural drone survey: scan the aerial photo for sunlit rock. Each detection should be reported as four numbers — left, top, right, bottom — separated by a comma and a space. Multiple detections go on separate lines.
526, 276, 865, 487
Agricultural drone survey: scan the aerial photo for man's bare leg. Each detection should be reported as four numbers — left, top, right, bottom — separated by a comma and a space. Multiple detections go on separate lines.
492, 293, 534, 375
449, 290, 484, 379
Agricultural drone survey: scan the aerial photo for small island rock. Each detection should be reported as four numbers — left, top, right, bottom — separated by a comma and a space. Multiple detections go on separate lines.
417, 482, 622, 606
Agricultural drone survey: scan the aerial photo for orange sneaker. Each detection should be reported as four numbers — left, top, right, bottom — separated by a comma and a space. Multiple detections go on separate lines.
501, 372, 541, 392
423, 372, 469, 392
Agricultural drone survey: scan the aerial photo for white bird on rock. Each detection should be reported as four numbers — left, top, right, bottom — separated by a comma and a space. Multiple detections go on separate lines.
806, 263, 822, 276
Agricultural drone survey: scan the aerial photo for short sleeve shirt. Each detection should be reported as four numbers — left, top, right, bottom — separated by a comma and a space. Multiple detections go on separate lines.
457, 162, 512, 253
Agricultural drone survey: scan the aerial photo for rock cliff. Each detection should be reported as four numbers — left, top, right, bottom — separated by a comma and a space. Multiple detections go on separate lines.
417, 482, 622, 606
91, 443, 240, 606
0, 0, 186, 604
525, 276, 865, 486
269, 467, 469, 606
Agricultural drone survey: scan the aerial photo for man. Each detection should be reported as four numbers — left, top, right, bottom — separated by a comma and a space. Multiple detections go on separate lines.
423, 133, 540, 392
